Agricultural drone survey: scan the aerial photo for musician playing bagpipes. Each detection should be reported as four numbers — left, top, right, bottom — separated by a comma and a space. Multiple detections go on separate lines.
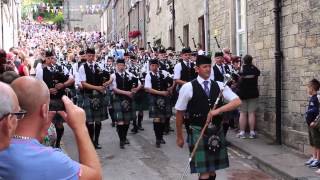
175, 55, 241, 180
128, 55, 148, 133
79, 48, 112, 149
158, 48, 175, 134
35, 50, 75, 149
173, 47, 198, 136
144, 59, 174, 148
111, 58, 142, 149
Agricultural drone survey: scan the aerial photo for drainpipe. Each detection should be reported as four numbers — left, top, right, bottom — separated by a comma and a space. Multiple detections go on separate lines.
172, 0, 175, 50
274, 0, 282, 145
1, 0, 3, 49
204, 0, 209, 55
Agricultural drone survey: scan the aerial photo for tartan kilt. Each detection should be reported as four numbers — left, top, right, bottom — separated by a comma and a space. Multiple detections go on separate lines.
188, 125, 229, 174
83, 93, 107, 122
112, 94, 136, 122
148, 94, 172, 119
76, 89, 84, 108
133, 90, 149, 111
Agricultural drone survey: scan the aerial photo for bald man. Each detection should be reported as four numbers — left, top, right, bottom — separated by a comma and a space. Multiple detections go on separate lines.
0, 82, 21, 151
0, 77, 102, 180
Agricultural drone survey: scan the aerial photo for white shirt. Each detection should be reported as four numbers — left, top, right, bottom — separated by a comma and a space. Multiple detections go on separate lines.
110, 71, 140, 90
144, 70, 170, 89
173, 60, 190, 80
175, 75, 239, 111
79, 62, 97, 82
35, 65, 71, 81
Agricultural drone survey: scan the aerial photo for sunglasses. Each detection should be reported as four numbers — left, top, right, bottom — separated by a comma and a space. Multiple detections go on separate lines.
0, 110, 27, 121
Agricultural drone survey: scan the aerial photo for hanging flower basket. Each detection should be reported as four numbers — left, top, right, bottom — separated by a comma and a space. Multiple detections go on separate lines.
129, 30, 141, 38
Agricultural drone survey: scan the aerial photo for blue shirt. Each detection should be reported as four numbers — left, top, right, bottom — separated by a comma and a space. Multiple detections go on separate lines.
0, 139, 80, 180
306, 95, 320, 125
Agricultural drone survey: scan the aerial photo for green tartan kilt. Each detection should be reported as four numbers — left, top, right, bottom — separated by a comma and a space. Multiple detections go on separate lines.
112, 94, 136, 123
83, 93, 107, 123
133, 90, 149, 111
148, 94, 172, 119
188, 125, 229, 174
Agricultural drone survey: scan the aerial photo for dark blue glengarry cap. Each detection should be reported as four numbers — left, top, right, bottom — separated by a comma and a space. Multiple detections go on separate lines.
149, 59, 159, 65
116, 58, 125, 64
181, 47, 192, 54
214, 52, 224, 57
196, 55, 212, 66
86, 48, 95, 54
45, 51, 54, 57
79, 50, 85, 55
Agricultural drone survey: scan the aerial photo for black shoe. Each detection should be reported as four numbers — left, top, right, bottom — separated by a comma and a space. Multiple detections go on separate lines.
156, 141, 161, 148
111, 122, 115, 127
138, 126, 144, 131
163, 130, 169, 135
131, 127, 138, 134
120, 141, 125, 149
160, 139, 166, 144
125, 139, 130, 145
94, 143, 102, 149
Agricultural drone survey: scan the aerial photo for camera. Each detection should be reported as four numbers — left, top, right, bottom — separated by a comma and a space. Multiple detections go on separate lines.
49, 99, 66, 111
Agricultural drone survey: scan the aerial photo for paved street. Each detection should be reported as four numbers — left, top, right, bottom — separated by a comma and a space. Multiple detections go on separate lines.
63, 114, 274, 180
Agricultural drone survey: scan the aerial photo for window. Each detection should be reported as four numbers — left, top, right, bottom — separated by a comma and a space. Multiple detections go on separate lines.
183, 24, 189, 47
235, 0, 247, 56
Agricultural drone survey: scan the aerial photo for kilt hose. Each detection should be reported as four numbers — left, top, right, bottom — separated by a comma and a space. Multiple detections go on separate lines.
112, 93, 136, 123
188, 125, 229, 174
148, 94, 172, 119
83, 93, 107, 123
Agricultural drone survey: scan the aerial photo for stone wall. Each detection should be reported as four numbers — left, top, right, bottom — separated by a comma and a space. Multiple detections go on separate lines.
208, 0, 320, 154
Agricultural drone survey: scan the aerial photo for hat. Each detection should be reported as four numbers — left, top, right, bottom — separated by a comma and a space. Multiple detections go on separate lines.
45, 51, 54, 57
196, 55, 211, 66
79, 50, 85, 55
159, 49, 166, 54
181, 47, 192, 54
149, 59, 159, 65
214, 52, 224, 58
130, 55, 136, 60
86, 48, 95, 54
116, 58, 125, 64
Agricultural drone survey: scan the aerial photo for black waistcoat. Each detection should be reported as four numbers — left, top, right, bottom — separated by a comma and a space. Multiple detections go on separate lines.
213, 65, 224, 82
43, 66, 66, 99
186, 80, 223, 127
84, 63, 104, 94
150, 72, 167, 91
180, 61, 197, 82
115, 72, 132, 91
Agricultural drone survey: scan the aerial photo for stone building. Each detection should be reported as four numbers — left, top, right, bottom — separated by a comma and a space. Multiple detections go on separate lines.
146, 0, 206, 51
101, 0, 146, 46
0, 0, 21, 51
209, 0, 320, 154
64, 0, 103, 31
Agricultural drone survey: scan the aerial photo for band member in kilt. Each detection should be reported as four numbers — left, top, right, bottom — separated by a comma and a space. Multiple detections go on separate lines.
106, 56, 117, 127
79, 48, 111, 149
72, 50, 87, 107
35, 50, 75, 148
111, 59, 141, 149
173, 47, 198, 136
144, 59, 173, 148
175, 55, 241, 180
158, 49, 175, 134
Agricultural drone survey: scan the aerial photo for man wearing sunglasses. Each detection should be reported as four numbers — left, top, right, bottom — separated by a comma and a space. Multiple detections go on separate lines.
0, 77, 102, 180
0, 82, 21, 151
